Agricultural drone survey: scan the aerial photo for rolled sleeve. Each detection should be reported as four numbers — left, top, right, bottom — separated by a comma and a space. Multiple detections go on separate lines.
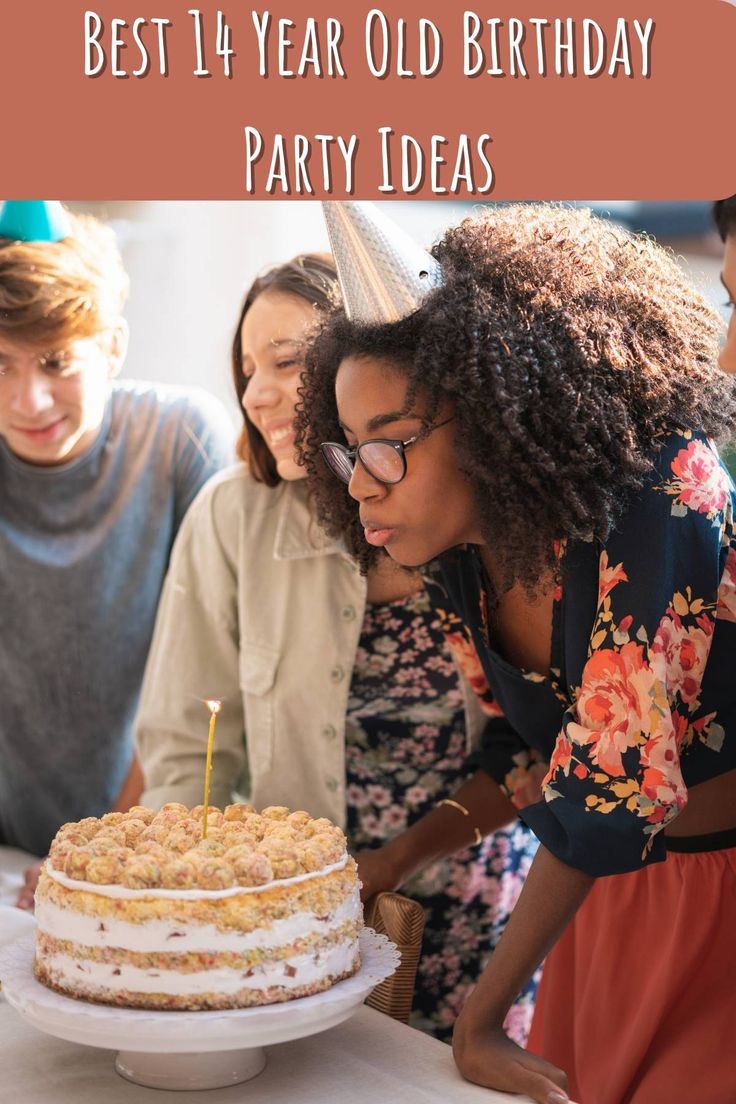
472, 717, 548, 811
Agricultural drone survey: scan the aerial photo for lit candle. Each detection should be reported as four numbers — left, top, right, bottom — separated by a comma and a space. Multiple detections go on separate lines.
202, 699, 222, 839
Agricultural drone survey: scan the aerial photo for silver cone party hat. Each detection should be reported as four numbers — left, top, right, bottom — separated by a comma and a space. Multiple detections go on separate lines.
322, 201, 443, 323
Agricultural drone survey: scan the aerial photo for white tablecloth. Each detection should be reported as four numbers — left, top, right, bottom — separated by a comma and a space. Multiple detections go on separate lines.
1, 1002, 534, 1104
0, 847, 529, 1104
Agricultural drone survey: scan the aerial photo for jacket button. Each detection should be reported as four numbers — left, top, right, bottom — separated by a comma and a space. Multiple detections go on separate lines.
341, 605, 356, 621
330, 665, 345, 683
322, 724, 337, 740
325, 776, 340, 792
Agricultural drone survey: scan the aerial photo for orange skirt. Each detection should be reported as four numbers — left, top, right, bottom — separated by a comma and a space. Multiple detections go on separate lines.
528, 835, 736, 1104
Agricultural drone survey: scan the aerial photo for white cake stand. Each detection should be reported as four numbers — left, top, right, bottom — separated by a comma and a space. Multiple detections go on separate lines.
0, 930, 399, 1090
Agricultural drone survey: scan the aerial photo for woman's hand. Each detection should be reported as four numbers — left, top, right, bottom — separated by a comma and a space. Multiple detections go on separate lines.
353, 774, 518, 907
447, 846, 591, 1103
453, 1008, 573, 1104
354, 846, 405, 902
16, 860, 44, 910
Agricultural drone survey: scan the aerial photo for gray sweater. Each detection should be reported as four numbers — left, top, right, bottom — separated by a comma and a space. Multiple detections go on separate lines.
0, 380, 233, 855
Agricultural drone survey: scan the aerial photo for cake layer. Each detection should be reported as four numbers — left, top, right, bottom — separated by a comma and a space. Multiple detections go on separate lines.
36, 922, 360, 970
35, 936, 359, 995
34, 943, 361, 1010
35, 886, 360, 954
36, 861, 358, 929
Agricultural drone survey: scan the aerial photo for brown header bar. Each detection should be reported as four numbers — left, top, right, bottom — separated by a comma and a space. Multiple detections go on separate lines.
1, 0, 734, 198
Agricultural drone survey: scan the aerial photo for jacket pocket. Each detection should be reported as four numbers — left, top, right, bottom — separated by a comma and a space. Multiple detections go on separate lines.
239, 644, 279, 775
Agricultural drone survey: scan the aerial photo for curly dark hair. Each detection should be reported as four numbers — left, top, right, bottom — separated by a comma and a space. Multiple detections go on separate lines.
713, 195, 736, 242
296, 204, 736, 588
232, 252, 339, 484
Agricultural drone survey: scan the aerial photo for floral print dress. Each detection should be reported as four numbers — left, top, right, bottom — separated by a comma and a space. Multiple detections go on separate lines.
423, 431, 736, 877
345, 589, 539, 1043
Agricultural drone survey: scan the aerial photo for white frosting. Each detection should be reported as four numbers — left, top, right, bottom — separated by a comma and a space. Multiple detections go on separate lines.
35, 886, 361, 954
45, 854, 348, 900
40, 938, 359, 997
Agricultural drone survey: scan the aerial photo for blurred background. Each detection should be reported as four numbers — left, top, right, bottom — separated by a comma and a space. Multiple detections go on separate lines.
66, 201, 729, 425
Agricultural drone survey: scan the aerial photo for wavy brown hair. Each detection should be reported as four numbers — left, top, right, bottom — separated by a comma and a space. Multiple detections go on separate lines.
297, 204, 736, 585
231, 253, 339, 484
0, 211, 128, 346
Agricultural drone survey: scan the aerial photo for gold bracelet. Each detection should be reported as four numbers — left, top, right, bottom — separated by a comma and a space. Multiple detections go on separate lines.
437, 798, 483, 846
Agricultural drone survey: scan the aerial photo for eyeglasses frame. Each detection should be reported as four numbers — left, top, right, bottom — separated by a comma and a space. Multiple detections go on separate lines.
320, 415, 454, 486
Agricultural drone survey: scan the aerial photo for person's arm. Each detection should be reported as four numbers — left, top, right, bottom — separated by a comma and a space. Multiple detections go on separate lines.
16, 864, 43, 910
111, 754, 144, 812
357, 588, 544, 899
135, 479, 246, 811
453, 846, 591, 1104
356, 769, 516, 899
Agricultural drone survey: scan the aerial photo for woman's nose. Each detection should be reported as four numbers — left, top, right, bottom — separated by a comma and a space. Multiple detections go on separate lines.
242, 369, 279, 413
348, 456, 386, 503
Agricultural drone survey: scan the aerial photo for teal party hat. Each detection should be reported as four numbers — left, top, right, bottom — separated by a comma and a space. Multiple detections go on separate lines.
0, 201, 72, 243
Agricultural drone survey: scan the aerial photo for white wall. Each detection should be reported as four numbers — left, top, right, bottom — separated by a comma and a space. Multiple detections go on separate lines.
66, 201, 450, 421
67, 201, 475, 419
107, 202, 330, 418
67, 201, 729, 424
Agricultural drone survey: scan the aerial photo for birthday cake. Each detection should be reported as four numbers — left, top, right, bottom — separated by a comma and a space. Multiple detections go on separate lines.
33, 803, 362, 1010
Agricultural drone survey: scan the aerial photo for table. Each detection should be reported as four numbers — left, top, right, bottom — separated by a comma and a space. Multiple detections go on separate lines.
1, 848, 531, 1104
1, 1002, 535, 1104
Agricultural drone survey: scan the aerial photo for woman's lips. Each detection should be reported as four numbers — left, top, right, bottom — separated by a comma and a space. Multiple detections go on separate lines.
364, 526, 398, 547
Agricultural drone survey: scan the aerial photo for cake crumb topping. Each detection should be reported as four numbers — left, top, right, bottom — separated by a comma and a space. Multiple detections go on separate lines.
49, 804, 347, 889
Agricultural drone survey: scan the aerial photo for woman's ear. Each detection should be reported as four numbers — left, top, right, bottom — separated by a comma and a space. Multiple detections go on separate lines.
105, 319, 130, 379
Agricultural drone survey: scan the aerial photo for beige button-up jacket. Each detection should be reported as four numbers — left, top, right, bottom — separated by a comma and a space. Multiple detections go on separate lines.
136, 466, 488, 828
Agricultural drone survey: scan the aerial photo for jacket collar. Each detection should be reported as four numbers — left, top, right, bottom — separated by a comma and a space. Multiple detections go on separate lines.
273, 480, 348, 561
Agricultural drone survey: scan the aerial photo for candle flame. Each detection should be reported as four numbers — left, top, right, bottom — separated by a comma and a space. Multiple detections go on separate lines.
205, 699, 222, 715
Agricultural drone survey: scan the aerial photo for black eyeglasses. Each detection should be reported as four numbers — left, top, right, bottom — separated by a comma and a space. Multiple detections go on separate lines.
320, 417, 454, 486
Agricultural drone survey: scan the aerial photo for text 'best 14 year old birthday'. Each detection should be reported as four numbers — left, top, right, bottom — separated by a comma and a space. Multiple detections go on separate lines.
83, 9, 656, 195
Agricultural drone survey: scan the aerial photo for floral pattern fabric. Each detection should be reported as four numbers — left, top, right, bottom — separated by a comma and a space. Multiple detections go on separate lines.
345, 589, 539, 1043
424, 431, 736, 878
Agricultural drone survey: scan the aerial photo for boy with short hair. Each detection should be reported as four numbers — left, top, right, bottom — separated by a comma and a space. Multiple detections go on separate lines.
0, 203, 233, 894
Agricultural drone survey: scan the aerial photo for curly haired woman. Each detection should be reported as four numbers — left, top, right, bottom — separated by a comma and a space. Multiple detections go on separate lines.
297, 204, 736, 1104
